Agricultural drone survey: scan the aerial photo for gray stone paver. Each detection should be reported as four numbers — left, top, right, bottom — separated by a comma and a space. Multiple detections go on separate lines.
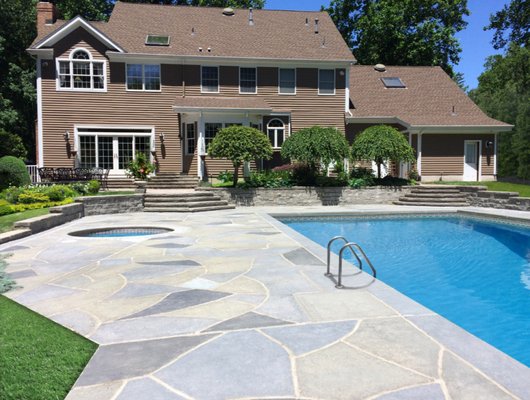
1, 206, 529, 400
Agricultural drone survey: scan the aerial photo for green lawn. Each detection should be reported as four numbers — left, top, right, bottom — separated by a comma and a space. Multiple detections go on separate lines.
0, 296, 97, 400
0, 208, 50, 234
433, 181, 530, 197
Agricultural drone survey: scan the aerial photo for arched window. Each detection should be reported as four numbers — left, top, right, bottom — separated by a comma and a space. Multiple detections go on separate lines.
57, 48, 106, 91
267, 119, 285, 149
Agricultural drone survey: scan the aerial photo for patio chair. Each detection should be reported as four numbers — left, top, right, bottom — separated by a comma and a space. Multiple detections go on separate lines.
56, 168, 74, 182
38, 167, 56, 182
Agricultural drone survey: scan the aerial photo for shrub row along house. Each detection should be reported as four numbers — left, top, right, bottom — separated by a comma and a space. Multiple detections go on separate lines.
28, 1, 512, 182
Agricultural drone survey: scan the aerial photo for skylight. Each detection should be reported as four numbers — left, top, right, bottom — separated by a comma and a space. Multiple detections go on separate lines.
381, 77, 406, 88
145, 35, 170, 46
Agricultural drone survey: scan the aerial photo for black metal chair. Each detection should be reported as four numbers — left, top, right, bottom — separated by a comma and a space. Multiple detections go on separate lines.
38, 167, 56, 182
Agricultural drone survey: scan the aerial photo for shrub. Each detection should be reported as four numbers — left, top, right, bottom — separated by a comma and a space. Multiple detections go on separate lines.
18, 192, 50, 204
0, 198, 73, 217
0, 156, 31, 190
0, 130, 27, 159
126, 152, 155, 180
350, 167, 375, 186
242, 171, 293, 188
0, 254, 17, 294
315, 175, 348, 187
43, 185, 76, 201
0, 204, 14, 216
349, 178, 369, 188
217, 170, 234, 184
87, 180, 100, 194
208, 126, 273, 187
374, 176, 411, 186
1, 186, 25, 203
408, 168, 420, 180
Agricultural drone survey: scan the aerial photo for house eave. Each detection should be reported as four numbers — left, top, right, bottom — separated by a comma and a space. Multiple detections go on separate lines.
27, 48, 54, 59
173, 106, 272, 114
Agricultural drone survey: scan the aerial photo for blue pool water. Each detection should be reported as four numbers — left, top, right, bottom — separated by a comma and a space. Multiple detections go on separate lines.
282, 215, 530, 367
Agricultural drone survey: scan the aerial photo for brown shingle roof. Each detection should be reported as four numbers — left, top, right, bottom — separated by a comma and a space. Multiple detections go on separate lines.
31, 19, 107, 47
349, 66, 511, 127
173, 96, 271, 112
104, 2, 354, 61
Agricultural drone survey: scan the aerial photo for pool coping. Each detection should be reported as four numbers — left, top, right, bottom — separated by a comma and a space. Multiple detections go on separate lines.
260, 207, 530, 399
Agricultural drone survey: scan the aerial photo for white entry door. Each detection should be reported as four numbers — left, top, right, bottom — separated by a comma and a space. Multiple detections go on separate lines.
464, 141, 480, 181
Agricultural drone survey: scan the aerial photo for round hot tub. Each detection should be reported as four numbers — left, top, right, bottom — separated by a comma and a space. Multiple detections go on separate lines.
69, 227, 173, 238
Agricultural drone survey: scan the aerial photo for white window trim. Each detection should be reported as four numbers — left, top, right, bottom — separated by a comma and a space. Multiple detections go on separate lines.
318, 68, 336, 95
267, 118, 286, 149
239, 66, 257, 94
56, 47, 107, 92
201, 65, 220, 94
278, 68, 296, 95
125, 63, 162, 92
184, 122, 196, 156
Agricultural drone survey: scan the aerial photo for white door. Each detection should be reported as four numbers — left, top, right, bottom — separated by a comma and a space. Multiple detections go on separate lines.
464, 141, 480, 181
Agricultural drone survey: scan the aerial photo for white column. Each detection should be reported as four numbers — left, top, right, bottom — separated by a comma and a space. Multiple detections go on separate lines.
417, 133, 422, 176
197, 113, 205, 180
344, 66, 350, 112
493, 133, 498, 177
36, 58, 44, 167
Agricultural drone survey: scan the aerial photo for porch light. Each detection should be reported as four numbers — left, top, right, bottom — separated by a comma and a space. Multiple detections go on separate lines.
159, 132, 165, 142
63, 131, 70, 141
486, 141, 493, 148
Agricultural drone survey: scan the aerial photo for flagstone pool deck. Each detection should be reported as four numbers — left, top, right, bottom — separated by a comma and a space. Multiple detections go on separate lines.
2, 205, 530, 400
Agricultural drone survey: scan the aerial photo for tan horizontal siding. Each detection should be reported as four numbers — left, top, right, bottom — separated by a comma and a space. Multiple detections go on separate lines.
421, 134, 495, 177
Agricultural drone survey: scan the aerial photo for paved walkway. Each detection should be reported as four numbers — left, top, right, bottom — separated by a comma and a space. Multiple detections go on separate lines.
1, 206, 529, 400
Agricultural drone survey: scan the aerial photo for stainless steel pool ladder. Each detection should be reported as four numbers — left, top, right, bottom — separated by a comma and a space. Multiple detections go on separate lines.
325, 236, 377, 289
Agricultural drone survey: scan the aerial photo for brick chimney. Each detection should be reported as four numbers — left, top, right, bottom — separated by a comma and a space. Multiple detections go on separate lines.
37, 2, 57, 37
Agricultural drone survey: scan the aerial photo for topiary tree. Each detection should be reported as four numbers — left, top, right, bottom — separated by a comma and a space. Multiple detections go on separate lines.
0, 130, 27, 160
0, 156, 31, 190
208, 126, 273, 187
351, 125, 416, 178
280, 126, 350, 178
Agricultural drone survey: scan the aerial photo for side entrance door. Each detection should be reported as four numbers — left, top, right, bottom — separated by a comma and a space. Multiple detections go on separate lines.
463, 140, 480, 181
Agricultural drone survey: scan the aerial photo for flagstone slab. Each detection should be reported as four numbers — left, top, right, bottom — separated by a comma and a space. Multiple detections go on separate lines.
7, 269, 37, 279
347, 317, 440, 377
256, 295, 309, 323
111, 283, 184, 299
166, 299, 255, 320
122, 265, 200, 281
180, 277, 218, 290
115, 378, 187, 400
65, 381, 124, 400
0, 245, 30, 252
264, 320, 357, 356
203, 271, 242, 283
156, 330, 294, 400
374, 384, 446, 400
77, 334, 218, 386
148, 243, 191, 249
90, 316, 218, 344
51, 310, 99, 336
123, 289, 231, 319
137, 260, 201, 267
13, 284, 80, 305
297, 342, 430, 399
99, 258, 132, 267
442, 352, 515, 400
204, 311, 292, 332
52, 275, 93, 289
283, 248, 325, 266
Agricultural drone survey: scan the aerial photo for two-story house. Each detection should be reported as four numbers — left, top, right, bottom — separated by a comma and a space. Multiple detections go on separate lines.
28, 1, 511, 182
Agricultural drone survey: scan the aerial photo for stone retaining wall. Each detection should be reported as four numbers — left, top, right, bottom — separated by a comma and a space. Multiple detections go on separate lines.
469, 191, 530, 211
77, 194, 144, 216
198, 186, 412, 206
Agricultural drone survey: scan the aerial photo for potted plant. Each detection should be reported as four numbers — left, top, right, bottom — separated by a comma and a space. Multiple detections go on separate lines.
126, 152, 155, 181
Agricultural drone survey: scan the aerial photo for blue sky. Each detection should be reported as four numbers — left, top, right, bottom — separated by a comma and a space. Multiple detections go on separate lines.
264, 0, 510, 89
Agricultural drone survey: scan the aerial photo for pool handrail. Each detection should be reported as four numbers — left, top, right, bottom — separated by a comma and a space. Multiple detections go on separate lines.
326, 236, 363, 277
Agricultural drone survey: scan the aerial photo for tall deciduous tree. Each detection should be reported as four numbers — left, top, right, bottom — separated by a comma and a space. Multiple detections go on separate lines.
0, 0, 36, 162
469, 45, 530, 179
324, 0, 469, 76
485, 0, 529, 50
351, 125, 415, 178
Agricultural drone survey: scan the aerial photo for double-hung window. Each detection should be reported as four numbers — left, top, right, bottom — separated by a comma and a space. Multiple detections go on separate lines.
201, 66, 219, 93
57, 49, 106, 91
205, 123, 222, 149
240, 67, 257, 94
126, 64, 161, 91
318, 69, 335, 95
279, 68, 296, 94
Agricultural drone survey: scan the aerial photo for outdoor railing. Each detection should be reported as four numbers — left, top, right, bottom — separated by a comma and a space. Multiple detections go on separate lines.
26, 164, 40, 184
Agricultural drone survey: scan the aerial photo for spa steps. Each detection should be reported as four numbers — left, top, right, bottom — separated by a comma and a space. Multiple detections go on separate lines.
394, 185, 469, 207
143, 191, 234, 212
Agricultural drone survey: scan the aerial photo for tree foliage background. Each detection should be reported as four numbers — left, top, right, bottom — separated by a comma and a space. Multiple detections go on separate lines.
470, 0, 529, 180
324, 0, 469, 76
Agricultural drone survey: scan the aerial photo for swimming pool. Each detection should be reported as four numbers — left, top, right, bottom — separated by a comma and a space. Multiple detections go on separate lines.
281, 214, 530, 367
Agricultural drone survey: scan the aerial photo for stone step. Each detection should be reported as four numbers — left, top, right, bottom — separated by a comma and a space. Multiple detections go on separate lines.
398, 196, 468, 203
144, 200, 227, 208
393, 201, 468, 207
144, 204, 235, 212
411, 188, 461, 194
146, 184, 198, 189
406, 192, 467, 198
144, 192, 214, 198
145, 196, 222, 203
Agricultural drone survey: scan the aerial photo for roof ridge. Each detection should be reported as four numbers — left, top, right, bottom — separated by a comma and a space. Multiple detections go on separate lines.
115, 1, 325, 13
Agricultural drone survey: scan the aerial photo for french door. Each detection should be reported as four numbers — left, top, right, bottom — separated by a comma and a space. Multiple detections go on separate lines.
79, 135, 151, 174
